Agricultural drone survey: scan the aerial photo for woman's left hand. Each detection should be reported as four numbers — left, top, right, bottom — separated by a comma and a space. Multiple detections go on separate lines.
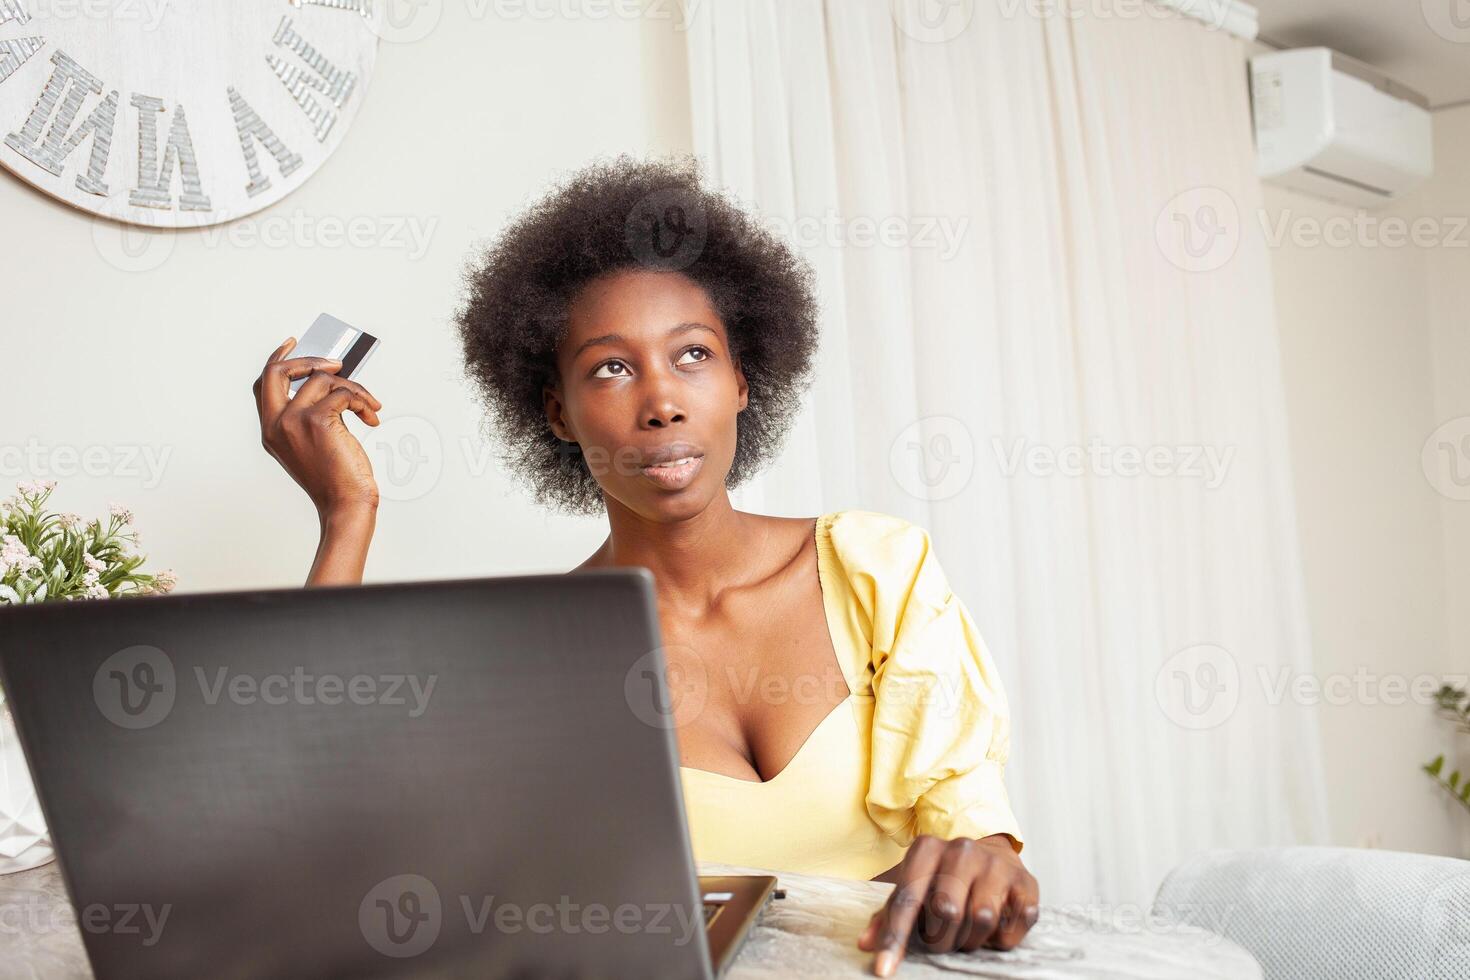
858, 834, 1039, 977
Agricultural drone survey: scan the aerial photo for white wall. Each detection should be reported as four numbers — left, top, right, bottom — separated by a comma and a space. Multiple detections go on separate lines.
1, 6, 694, 591
6, 5, 1464, 861
1257, 98, 1469, 857
1427, 105, 1470, 858
1428, 106, 1470, 671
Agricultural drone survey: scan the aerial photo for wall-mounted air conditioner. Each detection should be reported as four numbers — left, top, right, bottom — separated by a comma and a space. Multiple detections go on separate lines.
1249, 48, 1433, 210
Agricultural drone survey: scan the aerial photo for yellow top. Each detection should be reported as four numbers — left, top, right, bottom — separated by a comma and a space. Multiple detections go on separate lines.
678, 509, 1023, 881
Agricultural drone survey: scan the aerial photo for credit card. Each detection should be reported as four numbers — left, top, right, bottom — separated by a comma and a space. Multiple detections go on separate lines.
287, 313, 380, 397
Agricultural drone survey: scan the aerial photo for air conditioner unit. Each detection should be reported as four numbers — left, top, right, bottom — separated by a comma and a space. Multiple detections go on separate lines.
1249, 48, 1433, 209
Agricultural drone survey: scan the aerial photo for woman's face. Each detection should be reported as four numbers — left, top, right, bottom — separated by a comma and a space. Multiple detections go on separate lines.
544, 268, 748, 520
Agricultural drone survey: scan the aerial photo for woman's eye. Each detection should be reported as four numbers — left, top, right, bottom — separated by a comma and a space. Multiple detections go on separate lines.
592, 360, 629, 379
593, 348, 709, 378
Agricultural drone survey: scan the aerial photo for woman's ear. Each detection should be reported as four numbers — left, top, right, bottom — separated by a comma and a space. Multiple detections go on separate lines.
734, 358, 749, 413
544, 384, 574, 442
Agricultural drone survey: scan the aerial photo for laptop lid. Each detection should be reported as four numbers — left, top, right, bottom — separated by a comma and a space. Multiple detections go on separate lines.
0, 571, 715, 979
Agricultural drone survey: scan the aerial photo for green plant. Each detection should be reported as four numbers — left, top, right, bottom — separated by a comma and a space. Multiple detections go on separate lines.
1423, 684, 1470, 816
0, 479, 175, 604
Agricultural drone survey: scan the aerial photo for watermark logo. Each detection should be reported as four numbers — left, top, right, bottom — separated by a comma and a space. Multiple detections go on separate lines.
1423, 417, 1470, 502
1154, 643, 1240, 731
93, 645, 175, 729
889, 415, 975, 502
1420, 873, 1470, 974
29, 0, 170, 29
360, 874, 442, 958
0, 890, 173, 947
758, 210, 971, 261
989, 0, 1235, 31
194, 666, 436, 717
0, 439, 172, 488
1155, 187, 1241, 273
1156, 650, 1462, 729
367, 415, 443, 502
92, 210, 439, 273
892, 0, 974, 43
1260, 210, 1470, 250
359, 874, 702, 956
468, 0, 680, 23
1422, 0, 1470, 44
993, 437, 1236, 489
91, 218, 176, 274
624, 645, 707, 730
626, 187, 708, 272
367, 0, 444, 42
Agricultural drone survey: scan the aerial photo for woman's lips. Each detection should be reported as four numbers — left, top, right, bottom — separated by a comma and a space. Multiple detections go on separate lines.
640, 455, 704, 490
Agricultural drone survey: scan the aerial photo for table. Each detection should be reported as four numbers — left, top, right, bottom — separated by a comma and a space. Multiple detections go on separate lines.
704, 862, 1262, 979
0, 860, 1262, 978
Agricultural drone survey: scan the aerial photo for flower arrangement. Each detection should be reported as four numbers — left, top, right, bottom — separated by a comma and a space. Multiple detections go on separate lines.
0, 480, 176, 605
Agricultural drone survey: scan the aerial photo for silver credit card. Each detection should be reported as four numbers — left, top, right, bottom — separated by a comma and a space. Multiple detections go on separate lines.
287, 313, 380, 398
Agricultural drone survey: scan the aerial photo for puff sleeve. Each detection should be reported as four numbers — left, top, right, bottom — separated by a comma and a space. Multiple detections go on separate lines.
833, 512, 1024, 853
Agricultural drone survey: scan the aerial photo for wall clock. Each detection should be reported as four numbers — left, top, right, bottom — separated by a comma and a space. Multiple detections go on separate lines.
0, 0, 379, 228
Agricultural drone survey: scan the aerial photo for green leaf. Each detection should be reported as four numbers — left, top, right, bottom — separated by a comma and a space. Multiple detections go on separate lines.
1452, 771, 1462, 791
1426, 755, 1446, 776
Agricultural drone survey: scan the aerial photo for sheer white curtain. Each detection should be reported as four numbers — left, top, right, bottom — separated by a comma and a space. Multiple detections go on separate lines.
686, 0, 1329, 905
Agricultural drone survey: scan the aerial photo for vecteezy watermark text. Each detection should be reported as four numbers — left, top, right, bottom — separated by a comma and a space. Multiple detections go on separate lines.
195, 666, 437, 718
993, 437, 1236, 489
0, 439, 171, 489
92, 645, 438, 729
359, 874, 702, 959
0, 891, 171, 948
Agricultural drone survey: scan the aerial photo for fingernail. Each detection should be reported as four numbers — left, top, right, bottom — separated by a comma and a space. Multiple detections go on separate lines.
875, 950, 896, 977
976, 906, 996, 925
935, 899, 957, 918
1024, 905, 1039, 927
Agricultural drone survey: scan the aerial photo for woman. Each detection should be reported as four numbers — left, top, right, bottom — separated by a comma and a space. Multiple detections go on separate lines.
251, 156, 1038, 975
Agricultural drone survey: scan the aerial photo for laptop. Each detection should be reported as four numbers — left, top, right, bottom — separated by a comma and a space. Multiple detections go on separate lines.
0, 569, 777, 979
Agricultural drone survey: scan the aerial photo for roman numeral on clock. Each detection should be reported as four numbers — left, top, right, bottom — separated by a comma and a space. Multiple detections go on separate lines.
229, 85, 302, 197
0, 0, 41, 86
0, 36, 44, 85
3, 50, 117, 196
129, 93, 211, 211
0, 1, 372, 223
267, 15, 357, 142
0, 0, 30, 25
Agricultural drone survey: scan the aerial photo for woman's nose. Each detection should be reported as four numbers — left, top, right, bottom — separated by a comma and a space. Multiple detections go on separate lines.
641, 374, 687, 428
644, 401, 687, 427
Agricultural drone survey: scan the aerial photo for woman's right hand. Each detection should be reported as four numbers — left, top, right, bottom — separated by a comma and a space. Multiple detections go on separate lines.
253, 337, 384, 516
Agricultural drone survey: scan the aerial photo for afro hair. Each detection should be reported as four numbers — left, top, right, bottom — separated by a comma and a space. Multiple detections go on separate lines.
453, 154, 821, 515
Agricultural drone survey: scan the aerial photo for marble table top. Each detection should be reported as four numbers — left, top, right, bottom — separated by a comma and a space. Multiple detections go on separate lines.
704, 861, 1263, 979
0, 859, 1262, 979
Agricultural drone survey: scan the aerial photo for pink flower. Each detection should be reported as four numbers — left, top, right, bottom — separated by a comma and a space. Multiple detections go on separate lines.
1, 534, 30, 575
